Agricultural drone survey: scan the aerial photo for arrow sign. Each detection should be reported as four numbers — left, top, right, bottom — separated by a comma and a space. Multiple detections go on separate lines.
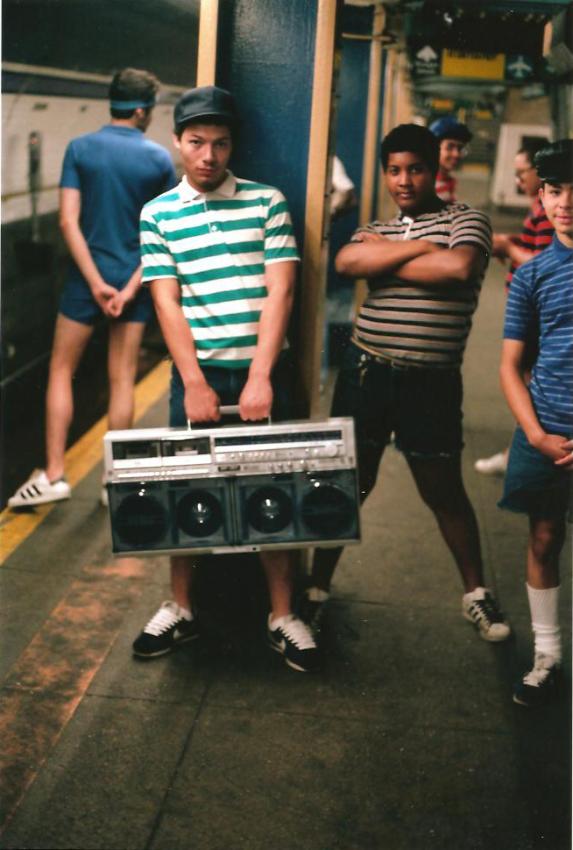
413, 44, 440, 77
417, 45, 438, 63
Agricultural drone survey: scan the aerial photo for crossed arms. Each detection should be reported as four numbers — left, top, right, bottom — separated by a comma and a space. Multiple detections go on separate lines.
335, 231, 487, 286
150, 260, 296, 423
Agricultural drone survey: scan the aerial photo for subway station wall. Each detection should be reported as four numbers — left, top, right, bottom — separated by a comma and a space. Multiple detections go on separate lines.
3, 0, 200, 87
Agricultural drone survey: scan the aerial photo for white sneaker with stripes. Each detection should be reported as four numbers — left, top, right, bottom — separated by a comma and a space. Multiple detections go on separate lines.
8, 470, 71, 507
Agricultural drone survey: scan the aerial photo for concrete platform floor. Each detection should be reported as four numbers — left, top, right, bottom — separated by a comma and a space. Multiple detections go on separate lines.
0, 178, 571, 850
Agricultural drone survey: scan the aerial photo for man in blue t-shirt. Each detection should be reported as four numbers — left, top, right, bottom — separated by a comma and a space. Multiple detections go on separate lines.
499, 139, 573, 707
9, 68, 177, 509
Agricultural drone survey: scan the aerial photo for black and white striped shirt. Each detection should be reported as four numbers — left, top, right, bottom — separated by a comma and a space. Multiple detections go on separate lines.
352, 202, 492, 368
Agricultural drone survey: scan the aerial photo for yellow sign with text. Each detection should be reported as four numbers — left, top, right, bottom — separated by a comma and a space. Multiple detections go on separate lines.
431, 98, 455, 111
441, 50, 505, 80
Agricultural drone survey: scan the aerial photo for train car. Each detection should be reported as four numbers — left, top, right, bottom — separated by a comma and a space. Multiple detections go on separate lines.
1, 0, 201, 503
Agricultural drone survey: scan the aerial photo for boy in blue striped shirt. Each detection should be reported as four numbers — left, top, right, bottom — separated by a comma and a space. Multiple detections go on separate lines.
499, 139, 573, 706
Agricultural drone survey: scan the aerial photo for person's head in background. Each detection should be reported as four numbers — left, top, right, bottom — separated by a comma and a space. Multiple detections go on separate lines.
109, 67, 161, 132
535, 139, 573, 247
429, 116, 472, 175
514, 138, 550, 199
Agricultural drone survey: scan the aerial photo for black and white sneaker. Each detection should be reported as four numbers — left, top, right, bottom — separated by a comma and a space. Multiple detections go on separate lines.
132, 600, 200, 658
8, 469, 71, 507
268, 614, 320, 672
297, 586, 329, 634
462, 587, 511, 642
513, 653, 562, 707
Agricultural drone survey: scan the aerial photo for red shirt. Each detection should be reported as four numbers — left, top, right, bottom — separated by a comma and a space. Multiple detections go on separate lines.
506, 198, 554, 286
435, 168, 456, 203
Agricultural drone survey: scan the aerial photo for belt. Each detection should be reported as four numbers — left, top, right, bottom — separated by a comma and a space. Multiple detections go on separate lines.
356, 347, 420, 371
352, 341, 458, 372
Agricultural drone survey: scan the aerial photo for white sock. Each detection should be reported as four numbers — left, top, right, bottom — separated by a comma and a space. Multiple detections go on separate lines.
463, 586, 487, 602
307, 586, 330, 602
526, 583, 561, 663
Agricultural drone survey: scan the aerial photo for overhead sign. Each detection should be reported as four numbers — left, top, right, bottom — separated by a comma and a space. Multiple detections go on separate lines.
441, 50, 506, 80
506, 54, 535, 80
413, 45, 440, 76
431, 98, 455, 110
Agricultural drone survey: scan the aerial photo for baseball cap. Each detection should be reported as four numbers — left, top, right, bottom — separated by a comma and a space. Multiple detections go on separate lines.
534, 139, 573, 184
429, 116, 472, 144
173, 86, 238, 132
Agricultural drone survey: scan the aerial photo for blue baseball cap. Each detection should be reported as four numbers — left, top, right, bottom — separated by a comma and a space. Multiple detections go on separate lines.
429, 116, 472, 144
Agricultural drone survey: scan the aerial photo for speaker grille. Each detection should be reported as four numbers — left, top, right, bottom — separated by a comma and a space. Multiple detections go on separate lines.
176, 490, 224, 538
246, 486, 293, 534
115, 492, 168, 546
300, 482, 354, 537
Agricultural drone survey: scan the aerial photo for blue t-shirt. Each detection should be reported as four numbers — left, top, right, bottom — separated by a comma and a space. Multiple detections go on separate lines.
60, 125, 177, 287
504, 235, 573, 436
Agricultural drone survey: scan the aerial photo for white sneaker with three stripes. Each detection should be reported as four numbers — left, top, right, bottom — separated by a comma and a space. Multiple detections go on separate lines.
8, 470, 71, 507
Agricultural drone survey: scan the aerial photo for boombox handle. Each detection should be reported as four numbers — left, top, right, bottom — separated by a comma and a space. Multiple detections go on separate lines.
186, 405, 271, 431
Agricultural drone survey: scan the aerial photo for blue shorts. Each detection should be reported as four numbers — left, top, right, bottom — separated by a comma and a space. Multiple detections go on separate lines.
169, 352, 296, 427
58, 271, 153, 325
499, 426, 572, 519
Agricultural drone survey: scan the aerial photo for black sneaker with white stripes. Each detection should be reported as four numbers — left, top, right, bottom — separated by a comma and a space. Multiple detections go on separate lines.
462, 587, 511, 642
268, 614, 320, 672
132, 600, 200, 658
513, 654, 563, 707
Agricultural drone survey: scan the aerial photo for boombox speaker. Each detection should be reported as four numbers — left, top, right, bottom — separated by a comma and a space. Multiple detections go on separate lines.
104, 415, 360, 556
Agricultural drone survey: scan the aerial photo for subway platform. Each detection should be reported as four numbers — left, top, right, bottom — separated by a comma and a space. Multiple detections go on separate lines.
1, 185, 571, 850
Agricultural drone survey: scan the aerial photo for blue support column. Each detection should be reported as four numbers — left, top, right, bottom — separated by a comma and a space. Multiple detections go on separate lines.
216, 0, 317, 258
326, 5, 374, 369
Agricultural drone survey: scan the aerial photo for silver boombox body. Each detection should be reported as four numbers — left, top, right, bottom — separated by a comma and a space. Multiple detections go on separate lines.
104, 416, 360, 556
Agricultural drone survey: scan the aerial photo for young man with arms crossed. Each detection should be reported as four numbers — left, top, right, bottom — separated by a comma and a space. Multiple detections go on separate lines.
476, 138, 554, 476
9, 68, 176, 508
134, 86, 318, 672
499, 140, 573, 707
300, 124, 510, 645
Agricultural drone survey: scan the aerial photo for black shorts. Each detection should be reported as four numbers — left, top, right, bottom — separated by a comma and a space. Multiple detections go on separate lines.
331, 343, 464, 502
332, 343, 464, 458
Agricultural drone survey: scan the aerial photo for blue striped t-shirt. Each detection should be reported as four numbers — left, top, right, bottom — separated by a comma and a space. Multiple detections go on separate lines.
503, 235, 573, 436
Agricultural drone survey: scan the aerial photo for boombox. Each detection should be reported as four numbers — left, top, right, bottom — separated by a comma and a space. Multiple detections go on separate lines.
103, 414, 360, 556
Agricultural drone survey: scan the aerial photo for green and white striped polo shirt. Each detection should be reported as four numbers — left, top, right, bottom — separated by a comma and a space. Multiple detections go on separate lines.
140, 172, 299, 368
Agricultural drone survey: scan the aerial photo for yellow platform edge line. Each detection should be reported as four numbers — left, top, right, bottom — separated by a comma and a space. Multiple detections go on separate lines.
0, 358, 171, 565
